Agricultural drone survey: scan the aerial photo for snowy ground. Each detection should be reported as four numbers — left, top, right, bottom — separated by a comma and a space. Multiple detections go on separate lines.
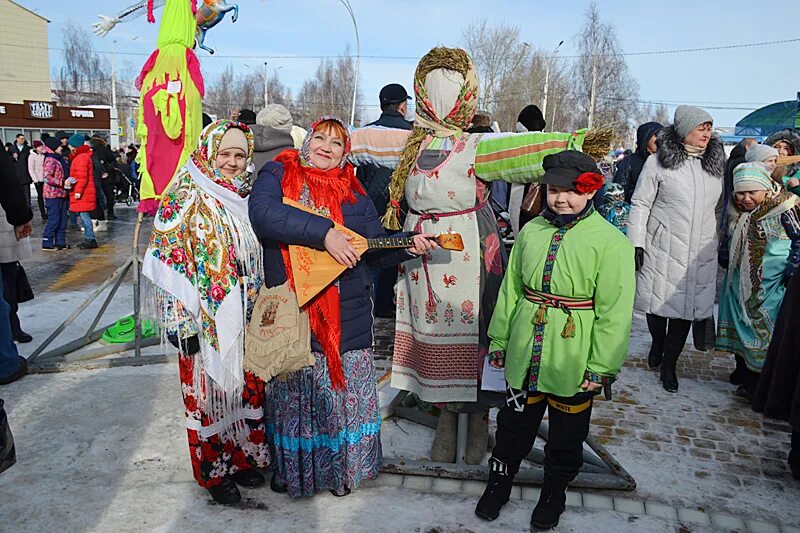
2, 228, 799, 532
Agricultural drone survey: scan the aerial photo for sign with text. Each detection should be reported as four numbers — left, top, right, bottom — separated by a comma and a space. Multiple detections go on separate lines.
25, 101, 54, 120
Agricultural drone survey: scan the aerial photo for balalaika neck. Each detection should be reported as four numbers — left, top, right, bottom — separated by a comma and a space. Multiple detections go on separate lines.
366, 236, 416, 250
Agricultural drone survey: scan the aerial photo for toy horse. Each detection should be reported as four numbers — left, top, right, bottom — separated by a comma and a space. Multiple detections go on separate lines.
93, 0, 239, 55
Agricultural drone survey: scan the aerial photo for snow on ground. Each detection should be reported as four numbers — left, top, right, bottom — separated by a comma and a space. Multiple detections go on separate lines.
2, 288, 798, 531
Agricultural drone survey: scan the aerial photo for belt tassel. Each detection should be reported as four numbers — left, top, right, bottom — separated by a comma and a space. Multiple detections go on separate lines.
561, 314, 576, 338
533, 303, 548, 325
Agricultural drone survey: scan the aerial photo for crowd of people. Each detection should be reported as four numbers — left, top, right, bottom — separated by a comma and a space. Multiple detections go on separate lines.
1, 44, 799, 531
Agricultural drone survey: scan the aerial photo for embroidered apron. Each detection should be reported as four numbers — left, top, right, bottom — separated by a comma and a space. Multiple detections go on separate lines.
392, 134, 483, 402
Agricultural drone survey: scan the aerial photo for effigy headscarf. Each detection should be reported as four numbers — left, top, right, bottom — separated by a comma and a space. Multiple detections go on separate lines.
382, 47, 479, 230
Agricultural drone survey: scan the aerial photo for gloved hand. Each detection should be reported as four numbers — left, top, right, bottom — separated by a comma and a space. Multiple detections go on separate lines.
167, 333, 200, 355
634, 247, 645, 271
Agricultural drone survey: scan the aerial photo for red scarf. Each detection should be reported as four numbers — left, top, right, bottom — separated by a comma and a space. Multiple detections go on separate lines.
276, 148, 366, 390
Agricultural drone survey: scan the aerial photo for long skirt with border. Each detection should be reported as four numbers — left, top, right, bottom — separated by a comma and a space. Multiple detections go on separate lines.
178, 351, 270, 488
266, 348, 382, 497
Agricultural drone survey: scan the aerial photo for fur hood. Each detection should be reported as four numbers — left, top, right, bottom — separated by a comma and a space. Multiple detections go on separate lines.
764, 128, 800, 154
657, 125, 725, 177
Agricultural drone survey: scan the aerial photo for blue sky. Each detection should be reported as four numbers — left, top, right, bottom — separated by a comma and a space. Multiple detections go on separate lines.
17, 0, 800, 126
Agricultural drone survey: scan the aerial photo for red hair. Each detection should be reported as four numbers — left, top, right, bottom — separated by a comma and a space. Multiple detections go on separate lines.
313, 119, 348, 144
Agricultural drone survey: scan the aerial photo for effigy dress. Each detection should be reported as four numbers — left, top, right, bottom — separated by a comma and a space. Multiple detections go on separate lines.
393, 134, 499, 402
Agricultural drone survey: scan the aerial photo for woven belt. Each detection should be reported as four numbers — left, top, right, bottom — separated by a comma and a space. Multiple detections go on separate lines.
411, 200, 488, 305
524, 287, 594, 339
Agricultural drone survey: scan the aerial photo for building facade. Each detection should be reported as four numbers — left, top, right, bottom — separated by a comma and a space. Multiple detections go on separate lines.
0, 101, 110, 144
0, 0, 51, 103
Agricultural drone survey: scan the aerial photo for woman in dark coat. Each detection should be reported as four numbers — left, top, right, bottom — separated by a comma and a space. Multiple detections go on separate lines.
248, 116, 435, 497
753, 264, 800, 479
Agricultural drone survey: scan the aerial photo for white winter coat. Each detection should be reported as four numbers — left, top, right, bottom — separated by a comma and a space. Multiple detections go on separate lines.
627, 126, 725, 320
0, 222, 32, 264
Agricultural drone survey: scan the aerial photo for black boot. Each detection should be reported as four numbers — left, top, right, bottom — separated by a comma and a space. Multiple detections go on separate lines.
78, 239, 98, 250
269, 474, 288, 493
475, 457, 515, 521
232, 468, 265, 488
646, 314, 667, 369
729, 355, 747, 385
207, 478, 241, 505
790, 431, 800, 480
530, 474, 568, 530
660, 319, 690, 393
660, 355, 679, 393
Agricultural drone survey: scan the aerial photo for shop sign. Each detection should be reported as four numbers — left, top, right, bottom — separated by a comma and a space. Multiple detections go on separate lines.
0, 106, 6, 114
27, 101, 54, 119
70, 109, 95, 119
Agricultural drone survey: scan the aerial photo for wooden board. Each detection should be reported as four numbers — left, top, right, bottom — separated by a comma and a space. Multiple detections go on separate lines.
283, 198, 369, 307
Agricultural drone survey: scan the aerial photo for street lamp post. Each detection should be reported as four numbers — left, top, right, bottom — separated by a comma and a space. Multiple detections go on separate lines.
337, 0, 359, 126
541, 40, 563, 131
111, 36, 139, 150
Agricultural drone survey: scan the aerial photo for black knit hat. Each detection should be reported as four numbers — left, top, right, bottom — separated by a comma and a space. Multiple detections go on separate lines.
541, 150, 599, 189
517, 104, 546, 132
238, 108, 257, 125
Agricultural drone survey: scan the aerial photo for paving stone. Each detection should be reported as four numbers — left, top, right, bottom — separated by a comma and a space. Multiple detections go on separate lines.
520, 486, 540, 502
402, 475, 433, 491
509, 485, 522, 501
564, 490, 583, 508
431, 478, 462, 495
745, 519, 781, 533
582, 494, 614, 510
613, 497, 645, 515
780, 525, 800, 533
644, 502, 678, 521
677, 507, 711, 525
461, 480, 486, 497
373, 473, 404, 487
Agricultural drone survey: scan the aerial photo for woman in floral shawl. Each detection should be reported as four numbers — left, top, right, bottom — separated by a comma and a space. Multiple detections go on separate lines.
717, 162, 800, 400
249, 116, 435, 498
143, 119, 269, 505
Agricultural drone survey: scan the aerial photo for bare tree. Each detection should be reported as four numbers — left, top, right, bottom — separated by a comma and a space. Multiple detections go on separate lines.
294, 47, 362, 126
569, 3, 639, 138
58, 21, 111, 105
203, 65, 293, 120
461, 19, 531, 116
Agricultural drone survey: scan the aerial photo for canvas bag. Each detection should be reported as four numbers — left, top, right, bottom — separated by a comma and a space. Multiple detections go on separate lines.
244, 281, 314, 381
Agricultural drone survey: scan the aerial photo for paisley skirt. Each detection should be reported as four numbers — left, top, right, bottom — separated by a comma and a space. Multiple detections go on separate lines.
266, 348, 382, 497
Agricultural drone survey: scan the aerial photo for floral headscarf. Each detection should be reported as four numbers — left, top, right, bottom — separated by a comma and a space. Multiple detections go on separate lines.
144, 118, 263, 402
382, 47, 480, 229
192, 119, 256, 195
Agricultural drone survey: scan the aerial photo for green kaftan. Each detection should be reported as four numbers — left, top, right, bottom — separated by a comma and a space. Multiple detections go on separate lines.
488, 211, 636, 396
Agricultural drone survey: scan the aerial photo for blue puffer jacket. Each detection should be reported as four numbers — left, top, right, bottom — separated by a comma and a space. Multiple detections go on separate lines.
249, 161, 408, 355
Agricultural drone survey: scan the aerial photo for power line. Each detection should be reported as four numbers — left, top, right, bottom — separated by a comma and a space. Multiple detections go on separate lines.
1, 37, 798, 60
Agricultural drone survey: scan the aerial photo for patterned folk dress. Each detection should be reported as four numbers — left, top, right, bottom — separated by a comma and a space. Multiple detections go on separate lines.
143, 120, 270, 489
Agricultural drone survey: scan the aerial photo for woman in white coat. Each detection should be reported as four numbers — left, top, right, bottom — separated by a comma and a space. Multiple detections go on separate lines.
627, 106, 725, 393
0, 221, 33, 343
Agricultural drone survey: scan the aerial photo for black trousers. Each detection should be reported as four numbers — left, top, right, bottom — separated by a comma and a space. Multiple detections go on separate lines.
0, 263, 21, 337
491, 389, 596, 484
34, 183, 46, 219
102, 178, 115, 217
646, 314, 692, 355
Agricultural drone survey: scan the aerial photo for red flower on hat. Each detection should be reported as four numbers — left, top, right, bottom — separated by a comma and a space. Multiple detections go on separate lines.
574, 172, 604, 194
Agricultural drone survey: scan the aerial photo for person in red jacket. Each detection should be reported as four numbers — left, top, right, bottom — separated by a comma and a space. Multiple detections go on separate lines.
67, 134, 98, 249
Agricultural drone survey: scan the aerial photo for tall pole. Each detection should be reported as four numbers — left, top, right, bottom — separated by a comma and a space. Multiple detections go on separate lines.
264, 61, 269, 107
542, 40, 563, 132
588, 60, 598, 129
338, 0, 359, 126
111, 40, 119, 151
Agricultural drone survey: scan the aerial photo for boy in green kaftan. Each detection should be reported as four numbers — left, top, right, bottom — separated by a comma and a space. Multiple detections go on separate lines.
475, 151, 635, 531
